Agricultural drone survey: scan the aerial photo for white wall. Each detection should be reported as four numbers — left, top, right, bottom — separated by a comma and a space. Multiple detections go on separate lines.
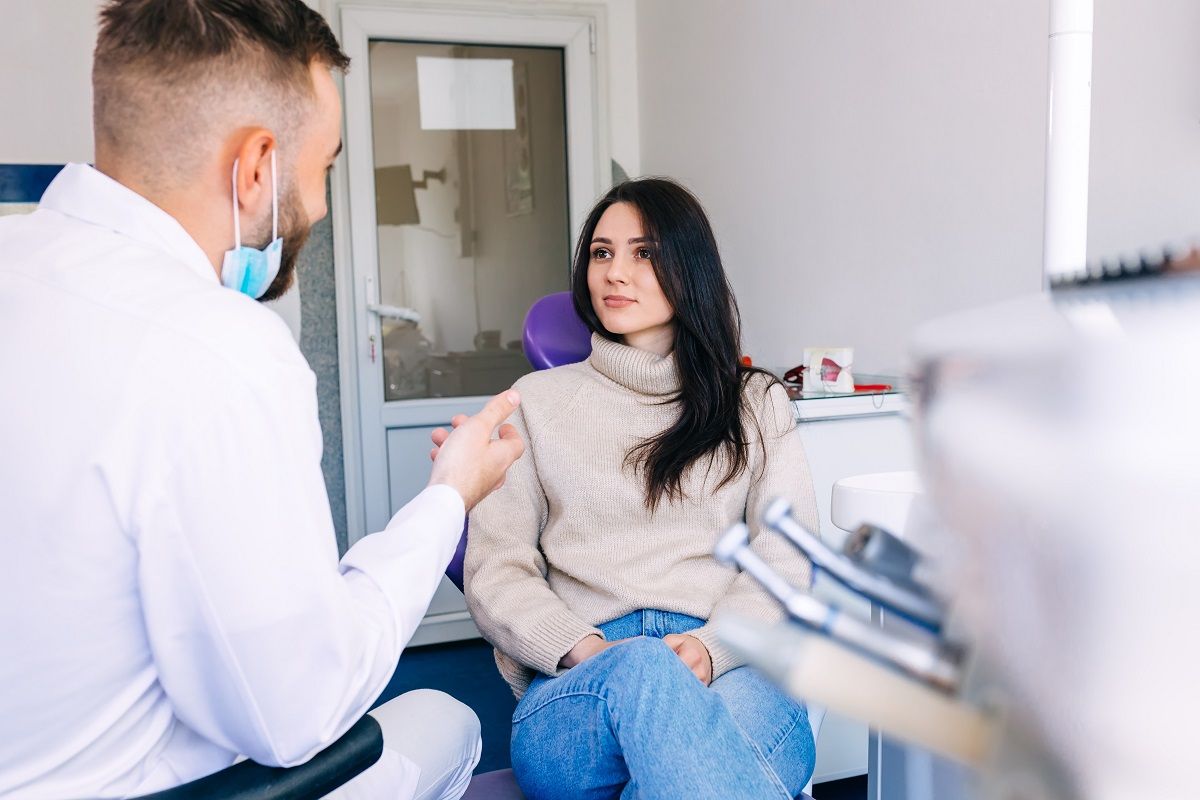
636, 0, 1050, 374
0, 0, 98, 163
596, 0, 640, 176
635, 0, 1200, 374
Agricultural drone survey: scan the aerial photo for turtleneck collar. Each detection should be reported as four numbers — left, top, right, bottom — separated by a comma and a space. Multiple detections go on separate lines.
587, 332, 680, 397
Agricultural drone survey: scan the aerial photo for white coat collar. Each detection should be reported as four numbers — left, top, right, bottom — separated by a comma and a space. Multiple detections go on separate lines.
39, 163, 218, 285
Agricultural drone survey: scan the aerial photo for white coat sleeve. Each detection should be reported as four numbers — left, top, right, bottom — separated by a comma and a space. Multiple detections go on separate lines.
126, 326, 463, 767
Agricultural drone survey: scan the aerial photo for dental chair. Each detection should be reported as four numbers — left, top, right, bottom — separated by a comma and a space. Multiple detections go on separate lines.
519, 290, 593, 370
446, 293, 821, 799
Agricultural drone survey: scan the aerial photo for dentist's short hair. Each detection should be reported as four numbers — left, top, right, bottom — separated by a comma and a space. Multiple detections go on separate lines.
92, 0, 349, 186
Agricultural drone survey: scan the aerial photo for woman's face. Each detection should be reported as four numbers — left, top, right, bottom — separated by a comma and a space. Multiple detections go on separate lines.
587, 202, 675, 354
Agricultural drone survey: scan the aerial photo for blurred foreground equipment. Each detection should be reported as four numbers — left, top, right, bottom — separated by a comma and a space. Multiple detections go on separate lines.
718, 267, 1200, 800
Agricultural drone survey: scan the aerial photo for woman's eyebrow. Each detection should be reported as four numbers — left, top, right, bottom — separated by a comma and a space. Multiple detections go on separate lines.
590, 236, 657, 244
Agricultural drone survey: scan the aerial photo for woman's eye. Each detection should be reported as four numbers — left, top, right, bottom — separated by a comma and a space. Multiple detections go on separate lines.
636, 248, 653, 260
591, 248, 611, 260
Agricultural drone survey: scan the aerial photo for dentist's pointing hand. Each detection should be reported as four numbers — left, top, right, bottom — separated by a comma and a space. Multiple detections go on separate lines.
428, 390, 525, 510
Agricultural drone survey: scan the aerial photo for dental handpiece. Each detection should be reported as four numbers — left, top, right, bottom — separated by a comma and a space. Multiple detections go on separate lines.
714, 523, 962, 691
843, 522, 922, 585
763, 498, 947, 631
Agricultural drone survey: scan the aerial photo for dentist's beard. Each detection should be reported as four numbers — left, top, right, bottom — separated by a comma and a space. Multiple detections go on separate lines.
244, 185, 312, 303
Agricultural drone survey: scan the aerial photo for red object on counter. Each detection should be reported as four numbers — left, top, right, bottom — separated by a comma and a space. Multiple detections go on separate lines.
853, 383, 893, 392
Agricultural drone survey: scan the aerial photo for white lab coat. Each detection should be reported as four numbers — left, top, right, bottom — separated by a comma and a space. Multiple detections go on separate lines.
0, 164, 461, 798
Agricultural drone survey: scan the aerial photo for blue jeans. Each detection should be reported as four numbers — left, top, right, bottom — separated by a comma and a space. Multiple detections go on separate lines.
510, 610, 816, 800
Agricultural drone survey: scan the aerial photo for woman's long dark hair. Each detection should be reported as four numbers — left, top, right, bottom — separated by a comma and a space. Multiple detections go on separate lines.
570, 177, 779, 511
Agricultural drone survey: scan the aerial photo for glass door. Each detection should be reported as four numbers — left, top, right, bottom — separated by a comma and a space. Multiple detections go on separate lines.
337, 5, 605, 643
368, 41, 572, 401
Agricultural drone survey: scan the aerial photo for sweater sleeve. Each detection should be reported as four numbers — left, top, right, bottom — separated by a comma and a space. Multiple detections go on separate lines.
691, 381, 820, 680
463, 403, 603, 677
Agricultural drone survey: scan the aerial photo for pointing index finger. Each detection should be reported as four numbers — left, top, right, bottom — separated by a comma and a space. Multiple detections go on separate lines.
474, 390, 521, 430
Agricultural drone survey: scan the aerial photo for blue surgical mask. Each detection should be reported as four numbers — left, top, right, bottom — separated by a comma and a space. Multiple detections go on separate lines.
220, 150, 282, 299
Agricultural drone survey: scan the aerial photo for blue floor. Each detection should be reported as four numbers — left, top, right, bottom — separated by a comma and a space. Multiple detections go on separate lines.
372, 637, 517, 774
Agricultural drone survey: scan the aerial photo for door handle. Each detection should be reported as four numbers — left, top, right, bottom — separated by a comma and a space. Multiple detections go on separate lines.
366, 303, 422, 323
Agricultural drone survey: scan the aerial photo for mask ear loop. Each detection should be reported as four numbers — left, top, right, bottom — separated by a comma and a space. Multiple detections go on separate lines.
270, 149, 278, 241
231, 158, 242, 249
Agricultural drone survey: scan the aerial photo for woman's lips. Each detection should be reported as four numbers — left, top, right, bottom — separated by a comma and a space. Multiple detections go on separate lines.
604, 296, 635, 308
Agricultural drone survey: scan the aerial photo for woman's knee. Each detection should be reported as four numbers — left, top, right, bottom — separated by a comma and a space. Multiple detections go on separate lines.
603, 636, 682, 676
603, 636, 703, 694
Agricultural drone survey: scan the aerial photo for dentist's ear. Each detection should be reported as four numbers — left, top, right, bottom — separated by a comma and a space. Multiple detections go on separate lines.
230, 129, 276, 218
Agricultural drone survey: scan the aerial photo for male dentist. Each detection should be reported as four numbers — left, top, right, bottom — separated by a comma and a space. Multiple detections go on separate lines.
0, 1, 523, 798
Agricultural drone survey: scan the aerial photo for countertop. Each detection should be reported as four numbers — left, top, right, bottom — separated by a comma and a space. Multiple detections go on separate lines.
768, 371, 908, 422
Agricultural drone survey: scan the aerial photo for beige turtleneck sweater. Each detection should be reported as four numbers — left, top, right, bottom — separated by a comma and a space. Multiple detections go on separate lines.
464, 333, 820, 697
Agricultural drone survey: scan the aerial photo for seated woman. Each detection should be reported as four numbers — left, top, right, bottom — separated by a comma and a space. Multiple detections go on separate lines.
465, 177, 821, 800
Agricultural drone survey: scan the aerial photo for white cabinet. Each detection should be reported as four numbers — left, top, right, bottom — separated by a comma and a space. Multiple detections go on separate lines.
795, 409, 916, 784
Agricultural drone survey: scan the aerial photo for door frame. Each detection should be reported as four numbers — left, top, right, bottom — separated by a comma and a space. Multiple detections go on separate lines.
323, 0, 611, 546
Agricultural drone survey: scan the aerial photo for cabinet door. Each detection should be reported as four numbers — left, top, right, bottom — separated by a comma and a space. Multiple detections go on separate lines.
386, 425, 481, 645
796, 412, 916, 785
